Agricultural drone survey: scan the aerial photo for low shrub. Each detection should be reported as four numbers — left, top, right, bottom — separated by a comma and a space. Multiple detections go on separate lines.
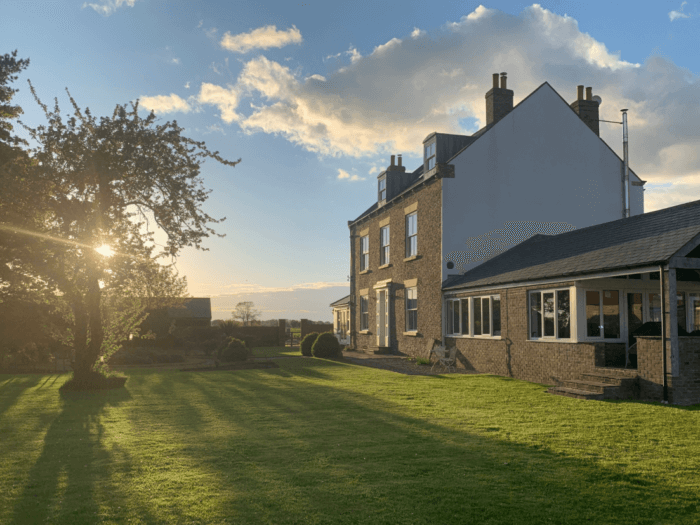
60, 370, 127, 392
217, 338, 249, 362
415, 357, 430, 366
311, 332, 342, 359
300, 332, 319, 356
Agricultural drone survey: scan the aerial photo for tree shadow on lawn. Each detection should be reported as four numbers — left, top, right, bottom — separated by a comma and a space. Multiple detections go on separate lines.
10, 386, 161, 525
0, 375, 44, 419
126, 365, 700, 524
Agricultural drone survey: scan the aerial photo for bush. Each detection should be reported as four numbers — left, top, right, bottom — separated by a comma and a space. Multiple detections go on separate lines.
60, 370, 127, 392
311, 332, 342, 359
217, 338, 249, 362
300, 332, 319, 356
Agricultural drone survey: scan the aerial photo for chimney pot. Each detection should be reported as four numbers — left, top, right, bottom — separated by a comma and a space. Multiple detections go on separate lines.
500, 72, 507, 89
492, 73, 499, 89
586, 87, 592, 101
390, 154, 395, 167
397, 154, 402, 167
577, 85, 584, 101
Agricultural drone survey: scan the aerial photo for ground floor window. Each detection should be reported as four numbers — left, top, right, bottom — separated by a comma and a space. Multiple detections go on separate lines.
529, 289, 570, 340
447, 295, 500, 337
585, 290, 620, 339
406, 288, 417, 331
360, 296, 369, 331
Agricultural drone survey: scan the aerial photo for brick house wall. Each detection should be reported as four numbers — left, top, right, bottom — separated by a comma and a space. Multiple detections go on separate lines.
446, 282, 605, 385
637, 335, 700, 405
351, 177, 443, 356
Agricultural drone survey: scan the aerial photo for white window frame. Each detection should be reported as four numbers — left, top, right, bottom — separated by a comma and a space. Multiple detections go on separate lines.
582, 289, 622, 341
380, 225, 390, 266
425, 142, 436, 171
378, 177, 386, 202
360, 295, 369, 331
446, 295, 500, 338
406, 287, 417, 332
360, 235, 369, 271
406, 212, 417, 258
528, 288, 572, 341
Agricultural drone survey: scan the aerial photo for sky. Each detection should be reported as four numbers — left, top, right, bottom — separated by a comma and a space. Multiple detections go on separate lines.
4, 0, 700, 321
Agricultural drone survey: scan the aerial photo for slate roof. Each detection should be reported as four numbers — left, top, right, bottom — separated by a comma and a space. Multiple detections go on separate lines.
443, 199, 700, 291
167, 298, 212, 319
330, 295, 351, 308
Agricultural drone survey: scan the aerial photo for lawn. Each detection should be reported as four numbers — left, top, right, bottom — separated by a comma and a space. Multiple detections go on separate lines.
2, 348, 700, 524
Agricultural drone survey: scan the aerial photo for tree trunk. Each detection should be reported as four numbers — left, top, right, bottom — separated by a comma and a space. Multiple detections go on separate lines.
72, 263, 104, 380
72, 295, 90, 378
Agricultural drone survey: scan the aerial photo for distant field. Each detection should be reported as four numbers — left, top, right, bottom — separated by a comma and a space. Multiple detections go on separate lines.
2, 349, 700, 524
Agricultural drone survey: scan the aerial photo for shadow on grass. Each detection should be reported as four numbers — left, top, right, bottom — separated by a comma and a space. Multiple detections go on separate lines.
122, 362, 700, 524
0, 375, 43, 418
9, 386, 158, 525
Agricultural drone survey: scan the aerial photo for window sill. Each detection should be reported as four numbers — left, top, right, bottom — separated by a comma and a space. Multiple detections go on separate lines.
359, 269, 371, 275
359, 330, 371, 334
378, 263, 392, 269
403, 331, 420, 337
403, 255, 421, 263
528, 338, 575, 343
447, 335, 502, 339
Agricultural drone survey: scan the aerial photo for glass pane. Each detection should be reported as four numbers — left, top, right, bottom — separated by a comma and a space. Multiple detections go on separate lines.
690, 294, 700, 332
453, 300, 460, 334
678, 294, 687, 332
474, 298, 482, 335
543, 293, 554, 336
627, 293, 643, 346
586, 291, 601, 337
447, 301, 454, 334
530, 293, 542, 338
428, 157, 435, 170
603, 290, 620, 339
460, 299, 469, 335
492, 298, 501, 336
556, 290, 570, 339
482, 298, 490, 335
648, 293, 661, 322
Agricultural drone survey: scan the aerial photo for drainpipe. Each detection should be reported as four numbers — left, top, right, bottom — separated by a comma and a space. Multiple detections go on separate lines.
349, 226, 355, 350
622, 109, 630, 218
660, 265, 668, 403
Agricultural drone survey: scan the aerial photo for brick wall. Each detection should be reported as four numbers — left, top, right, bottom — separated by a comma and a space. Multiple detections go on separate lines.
637, 335, 700, 405
351, 177, 443, 356
446, 283, 602, 385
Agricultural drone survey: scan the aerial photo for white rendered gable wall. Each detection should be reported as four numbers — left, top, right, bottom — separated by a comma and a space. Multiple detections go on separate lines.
441, 84, 644, 281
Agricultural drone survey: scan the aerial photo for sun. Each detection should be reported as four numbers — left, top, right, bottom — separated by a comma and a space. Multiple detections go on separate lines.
95, 244, 115, 257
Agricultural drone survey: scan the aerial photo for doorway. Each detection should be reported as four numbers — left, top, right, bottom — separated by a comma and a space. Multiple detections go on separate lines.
376, 289, 389, 348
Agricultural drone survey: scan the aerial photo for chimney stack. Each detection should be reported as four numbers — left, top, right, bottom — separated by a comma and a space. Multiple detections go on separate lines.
397, 154, 402, 167
485, 72, 514, 126
570, 85, 600, 136
390, 154, 395, 167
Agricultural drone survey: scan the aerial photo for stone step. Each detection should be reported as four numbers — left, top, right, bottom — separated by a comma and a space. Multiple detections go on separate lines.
547, 386, 604, 400
582, 371, 638, 386
557, 379, 616, 395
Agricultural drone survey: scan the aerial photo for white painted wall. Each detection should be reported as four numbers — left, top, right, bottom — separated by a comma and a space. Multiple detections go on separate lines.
442, 83, 644, 281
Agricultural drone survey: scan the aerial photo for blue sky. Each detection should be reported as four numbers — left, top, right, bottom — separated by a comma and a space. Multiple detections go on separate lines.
5, 0, 700, 321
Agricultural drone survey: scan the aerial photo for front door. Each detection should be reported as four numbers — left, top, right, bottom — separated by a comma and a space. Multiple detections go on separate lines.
376, 289, 389, 347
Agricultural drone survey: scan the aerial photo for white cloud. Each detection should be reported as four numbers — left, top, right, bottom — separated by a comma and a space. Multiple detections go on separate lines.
82, 0, 137, 16
411, 27, 425, 39
145, 4, 700, 210
220, 281, 348, 294
140, 93, 191, 114
347, 47, 362, 63
306, 74, 326, 82
669, 1, 691, 21
221, 25, 303, 53
337, 169, 365, 182
171, 58, 181, 65
184, 82, 191, 89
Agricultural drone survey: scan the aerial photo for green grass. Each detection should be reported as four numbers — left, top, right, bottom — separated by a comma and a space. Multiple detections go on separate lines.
252, 346, 301, 358
2, 351, 700, 524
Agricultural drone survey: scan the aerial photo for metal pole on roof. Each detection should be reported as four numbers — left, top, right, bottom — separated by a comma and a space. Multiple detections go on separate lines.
622, 109, 630, 219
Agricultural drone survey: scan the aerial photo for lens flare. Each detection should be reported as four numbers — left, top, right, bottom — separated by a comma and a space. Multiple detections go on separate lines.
95, 244, 115, 257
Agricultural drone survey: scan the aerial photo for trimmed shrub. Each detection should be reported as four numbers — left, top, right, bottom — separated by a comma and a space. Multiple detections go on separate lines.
311, 332, 342, 359
217, 337, 249, 362
300, 332, 319, 356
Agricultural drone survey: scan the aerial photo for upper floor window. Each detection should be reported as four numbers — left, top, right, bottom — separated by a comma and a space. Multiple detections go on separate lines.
378, 177, 386, 202
406, 287, 418, 331
406, 212, 417, 257
360, 235, 369, 271
425, 142, 436, 171
360, 295, 369, 331
529, 289, 570, 340
380, 226, 390, 265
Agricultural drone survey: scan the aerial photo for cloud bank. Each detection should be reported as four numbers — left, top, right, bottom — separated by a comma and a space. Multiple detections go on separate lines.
221, 25, 303, 53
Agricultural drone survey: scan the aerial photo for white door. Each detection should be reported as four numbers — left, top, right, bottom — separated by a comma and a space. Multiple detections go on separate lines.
376, 290, 388, 347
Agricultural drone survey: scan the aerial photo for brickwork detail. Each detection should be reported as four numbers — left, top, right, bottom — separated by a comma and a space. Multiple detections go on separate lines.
637, 336, 700, 405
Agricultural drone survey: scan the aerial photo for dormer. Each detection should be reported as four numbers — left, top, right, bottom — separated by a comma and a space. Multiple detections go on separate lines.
422, 133, 473, 175
378, 154, 414, 206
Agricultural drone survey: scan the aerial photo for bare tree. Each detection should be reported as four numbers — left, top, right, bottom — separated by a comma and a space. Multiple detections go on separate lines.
231, 301, 261, 326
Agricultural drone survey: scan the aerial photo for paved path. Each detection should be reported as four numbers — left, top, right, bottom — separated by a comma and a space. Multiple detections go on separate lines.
341, 350, 477, 376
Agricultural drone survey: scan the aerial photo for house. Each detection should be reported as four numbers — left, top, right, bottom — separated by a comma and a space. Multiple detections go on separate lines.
347, 73, 645, 357
139, 297, 212, 338
330, 295, 350, 345
442, 198, 700, 405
